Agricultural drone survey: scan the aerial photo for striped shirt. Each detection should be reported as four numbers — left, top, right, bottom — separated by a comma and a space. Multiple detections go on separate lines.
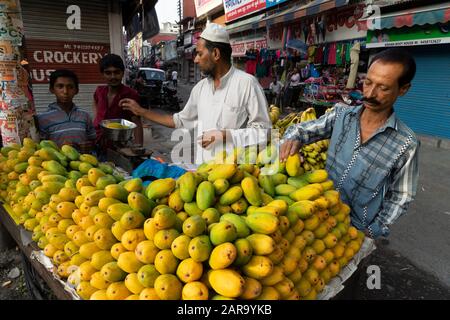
283, 103, 419, 238
37, 102, 96, 147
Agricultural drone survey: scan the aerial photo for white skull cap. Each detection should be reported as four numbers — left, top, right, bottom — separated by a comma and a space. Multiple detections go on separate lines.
200, 23, 230, 44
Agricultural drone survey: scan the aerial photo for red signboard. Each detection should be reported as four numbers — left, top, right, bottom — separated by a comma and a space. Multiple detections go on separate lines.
192, 31, 202, 46
25, 39, 110, 84
231, 36, 267, 57
224, 0, 266, 23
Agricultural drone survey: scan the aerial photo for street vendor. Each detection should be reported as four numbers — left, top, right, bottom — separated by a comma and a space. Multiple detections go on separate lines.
119, 23, 271, 163
36, 69, 96, 153
280, 48, 419, 239
93, 53, 143, 147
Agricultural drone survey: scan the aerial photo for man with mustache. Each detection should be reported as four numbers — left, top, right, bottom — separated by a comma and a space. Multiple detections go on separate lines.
119, 23, 271, 163
280, 48, 419, 239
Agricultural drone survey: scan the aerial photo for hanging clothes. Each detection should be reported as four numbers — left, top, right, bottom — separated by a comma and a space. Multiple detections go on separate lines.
345, 42, 352, 64
336, 43, 343, 66
314, 45, 323, 64
307, 45, 317, 64
245, 59, 257, 75
322, 44, 329, 65
256, 62, 267, 78
327, 42, 337, 65
346, 42, 361, 89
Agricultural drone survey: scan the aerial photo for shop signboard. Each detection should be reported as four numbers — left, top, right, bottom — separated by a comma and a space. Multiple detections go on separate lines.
223, 0, 267, 23
195, 0, 223, 17
184, 32, 193, 47
192, 31, 202, 46
230, 35, 267, 57
25, 39, 110, 84
325, 4, 367, 43
266, 0, 288, 9
162, 41, 177, 61
366, 24, 450, 48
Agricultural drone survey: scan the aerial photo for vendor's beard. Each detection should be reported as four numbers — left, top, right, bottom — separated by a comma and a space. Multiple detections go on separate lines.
200, 64, 216, 78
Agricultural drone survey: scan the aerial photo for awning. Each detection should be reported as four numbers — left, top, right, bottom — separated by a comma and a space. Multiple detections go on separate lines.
285, 38, 308, 53
226, 13, 266, 34
259, 0, 349, 28
360, 2, 450, 30
226, 0, 349, 34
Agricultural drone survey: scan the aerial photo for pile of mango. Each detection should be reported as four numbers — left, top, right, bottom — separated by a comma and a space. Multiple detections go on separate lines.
0, 139, 364, 300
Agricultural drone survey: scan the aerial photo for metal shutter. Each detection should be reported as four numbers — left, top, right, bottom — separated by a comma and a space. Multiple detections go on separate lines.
21, 0, 110, 116
21, 0, 110, 43
395, 44, 450, 139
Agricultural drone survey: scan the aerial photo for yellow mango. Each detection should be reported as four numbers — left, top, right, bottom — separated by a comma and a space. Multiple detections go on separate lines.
209, 242, 237, 270
207, 164, 237, 182
154, 274, 182, 300
176, 258, 203, 283
289, 185, 322, 201
241, 177, 262, 206
146, 178, 176, 200
106, 281, 131, 300
182, 281, 209, 300
239, 277, 262, 300
242, 256, 274, 279
124, 273, 145, 295
121, 229, 146, 251
208, 269, 245, 298
286, 154, 302, 177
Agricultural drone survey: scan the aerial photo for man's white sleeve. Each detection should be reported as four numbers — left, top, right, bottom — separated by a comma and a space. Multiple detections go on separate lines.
230, 78, 272, 148
172, 87, 198, 130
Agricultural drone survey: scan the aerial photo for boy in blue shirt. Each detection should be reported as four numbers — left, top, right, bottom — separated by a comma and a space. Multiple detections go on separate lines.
37, 69, 96, 152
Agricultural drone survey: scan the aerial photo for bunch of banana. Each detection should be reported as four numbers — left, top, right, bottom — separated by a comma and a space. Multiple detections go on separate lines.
273, 107, 334, 171
273, 112, 302, 136
301, 139, 329, 171
268, 105, 281, 124
300, 107, 330, 172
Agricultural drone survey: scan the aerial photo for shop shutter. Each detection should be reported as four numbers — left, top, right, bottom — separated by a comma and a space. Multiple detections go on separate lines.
21, 0, 110, 117
394, 44, 450, 140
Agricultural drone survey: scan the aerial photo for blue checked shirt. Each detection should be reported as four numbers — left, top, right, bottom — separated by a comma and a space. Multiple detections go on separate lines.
283, 103, 419, 238
37, 102, 96, 147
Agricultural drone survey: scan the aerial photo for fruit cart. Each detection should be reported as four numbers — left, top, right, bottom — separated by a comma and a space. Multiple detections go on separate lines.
0, 138, 377, 301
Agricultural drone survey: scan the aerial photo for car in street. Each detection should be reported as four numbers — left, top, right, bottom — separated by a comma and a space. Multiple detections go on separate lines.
134, 67, 166, 95
133, 67, 181, 111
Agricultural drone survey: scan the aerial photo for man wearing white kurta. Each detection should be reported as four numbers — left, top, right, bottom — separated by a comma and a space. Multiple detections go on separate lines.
120, 23, 271, 164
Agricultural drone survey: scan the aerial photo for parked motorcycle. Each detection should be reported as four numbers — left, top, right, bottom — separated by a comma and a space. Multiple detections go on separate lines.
160, 82, 183, 111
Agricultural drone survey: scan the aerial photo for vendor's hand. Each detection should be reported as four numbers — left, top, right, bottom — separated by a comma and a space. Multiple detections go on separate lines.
119, 98, 146, 117
280, 139, 302, 161
198, 130, 225, 149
